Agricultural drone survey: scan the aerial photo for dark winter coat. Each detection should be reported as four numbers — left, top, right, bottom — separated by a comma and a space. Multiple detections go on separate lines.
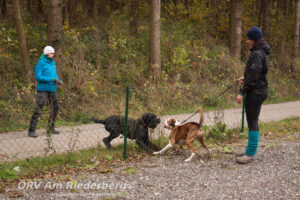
241, 42, 271, 95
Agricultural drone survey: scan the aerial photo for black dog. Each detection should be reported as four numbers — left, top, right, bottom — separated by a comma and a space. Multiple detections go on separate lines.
92, 113, 161, 152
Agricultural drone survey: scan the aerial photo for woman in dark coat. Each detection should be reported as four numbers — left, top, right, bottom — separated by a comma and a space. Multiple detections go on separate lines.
235, 26, 271, 164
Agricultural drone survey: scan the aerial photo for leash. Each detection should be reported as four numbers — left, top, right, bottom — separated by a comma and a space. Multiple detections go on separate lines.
180, 82, 238, 124
60, 84, 83, 101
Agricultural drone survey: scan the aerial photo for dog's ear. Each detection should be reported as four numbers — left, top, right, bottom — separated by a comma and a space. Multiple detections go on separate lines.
142, 113, 151, 124
142, 113, 159, 125
168, 119, 176, 126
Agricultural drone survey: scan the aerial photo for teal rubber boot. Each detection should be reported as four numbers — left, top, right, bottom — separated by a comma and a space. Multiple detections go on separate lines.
245, 131, 259, 156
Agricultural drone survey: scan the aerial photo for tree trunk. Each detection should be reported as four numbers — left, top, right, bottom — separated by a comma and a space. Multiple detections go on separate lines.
98, 0, 106, 14
110, 0, 118, 11
20, 0, 28, 11
47, 0, 63, 77
0, 0, 7, 19
129, 0, 139, 35
93, 0, 98, 17
66, 0, 78, 25
12, 0, 32, 82
256, 0, 261, 17
149, 0, 161, 82
184, 0, 192, 16
278, 0, 290, 70
85, 0, 94, 17
172, 0, 178, 16
259, 0, 271, 41
62, 0, 69, 25
31, 0, 43, 22
229, 0, 242, 60
184, 0, 189, 9
293, 0, 300, 58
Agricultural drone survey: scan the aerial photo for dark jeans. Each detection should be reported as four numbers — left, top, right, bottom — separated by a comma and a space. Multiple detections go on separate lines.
29, 91, 59, 132
245, 92, 268, 131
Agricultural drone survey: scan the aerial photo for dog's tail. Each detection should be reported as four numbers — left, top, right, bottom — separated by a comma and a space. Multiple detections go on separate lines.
91, 117, 106, 124
198, 107, 204, 130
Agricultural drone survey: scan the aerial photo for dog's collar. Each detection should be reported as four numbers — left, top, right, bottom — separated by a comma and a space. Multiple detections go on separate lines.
139, 119, 147, 127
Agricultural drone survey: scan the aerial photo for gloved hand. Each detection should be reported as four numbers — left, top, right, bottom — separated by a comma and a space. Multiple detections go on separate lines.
53, 79, 63, 86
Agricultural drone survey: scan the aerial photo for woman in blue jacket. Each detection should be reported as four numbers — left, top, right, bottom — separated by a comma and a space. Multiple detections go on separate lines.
235, 26, 271, 164
28, 46, 63, 138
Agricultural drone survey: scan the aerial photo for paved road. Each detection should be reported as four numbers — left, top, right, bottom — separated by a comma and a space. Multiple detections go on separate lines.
0, 101, 299, 162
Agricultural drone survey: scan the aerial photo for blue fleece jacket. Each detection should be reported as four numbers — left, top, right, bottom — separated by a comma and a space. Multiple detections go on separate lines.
35, 54, 60, 92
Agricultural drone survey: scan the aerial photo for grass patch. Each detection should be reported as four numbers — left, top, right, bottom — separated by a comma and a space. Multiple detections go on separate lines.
264, 96, 300, 105
0, 142, 145, 183
122, 167, 137, 175
259, 117, 300, 138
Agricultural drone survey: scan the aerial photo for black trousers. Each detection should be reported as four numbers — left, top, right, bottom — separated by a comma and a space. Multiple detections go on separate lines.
245, 92, 267, 131
29, 91, 59, 132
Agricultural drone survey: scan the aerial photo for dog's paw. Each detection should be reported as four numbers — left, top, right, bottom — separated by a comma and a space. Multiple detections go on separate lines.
206, 154, 211, 159
184, 158, 191, 162
176, 148, 183, 155
153, 151, 160, 155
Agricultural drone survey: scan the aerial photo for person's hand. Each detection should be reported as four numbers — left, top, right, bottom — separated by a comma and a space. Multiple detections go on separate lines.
53, 79, 63, 86
236, 94, 243, 104
236, 77, 244, 84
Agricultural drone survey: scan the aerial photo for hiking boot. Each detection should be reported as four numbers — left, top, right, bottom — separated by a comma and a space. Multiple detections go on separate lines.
235, 152, 245, 157
236, 155, 255, 164
51, 129, 60, 134
48, 129, 60, 135
28, 131, 38, 138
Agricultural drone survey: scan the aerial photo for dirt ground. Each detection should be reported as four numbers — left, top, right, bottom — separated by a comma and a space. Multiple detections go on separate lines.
1, 132, 299, 200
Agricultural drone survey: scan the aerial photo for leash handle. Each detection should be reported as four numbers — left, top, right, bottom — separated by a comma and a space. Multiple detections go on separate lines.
241, 93, 246, 133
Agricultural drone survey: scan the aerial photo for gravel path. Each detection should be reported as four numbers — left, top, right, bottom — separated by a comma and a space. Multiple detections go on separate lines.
1, 132, 300, 199
0, 100, 300, 162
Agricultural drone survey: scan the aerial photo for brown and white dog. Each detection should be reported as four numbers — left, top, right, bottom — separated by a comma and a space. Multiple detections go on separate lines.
154, 108, 210, 162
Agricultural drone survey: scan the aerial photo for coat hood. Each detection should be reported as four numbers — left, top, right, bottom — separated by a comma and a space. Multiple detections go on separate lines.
40, 54, 54, 64
258, 42, 271, 55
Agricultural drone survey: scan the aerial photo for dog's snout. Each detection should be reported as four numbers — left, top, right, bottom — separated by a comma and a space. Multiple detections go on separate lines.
157, 118, 161, 123
164, 120, 168, 126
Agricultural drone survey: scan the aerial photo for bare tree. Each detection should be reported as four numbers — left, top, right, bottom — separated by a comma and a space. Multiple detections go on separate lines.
0, 0, 7, 19
259, 0, 271, 41
110, 0, 118, 11
84, 0, 94, 17
31, 0, 43, 22
130, 0, 139, 35
47, 0, 63, 77
98, 0, 106, 14
93, 0, 98, 17
184, 0, 192, 16
12, 0, 32, 82
149, 0, 161, 82
293, 0, 300, 58
184, 0, 191, 9
229, 0, 242, 60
